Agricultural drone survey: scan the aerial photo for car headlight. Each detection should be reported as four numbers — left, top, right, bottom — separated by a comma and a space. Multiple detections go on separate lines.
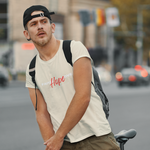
115, 72, 123, 81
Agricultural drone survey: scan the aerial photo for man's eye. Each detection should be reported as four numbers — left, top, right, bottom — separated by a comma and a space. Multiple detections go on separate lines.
31, 23, 36, 26
43, 20, 47, 23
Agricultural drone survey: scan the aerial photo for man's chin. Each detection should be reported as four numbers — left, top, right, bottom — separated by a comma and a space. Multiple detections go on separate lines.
33, 39, 48, 47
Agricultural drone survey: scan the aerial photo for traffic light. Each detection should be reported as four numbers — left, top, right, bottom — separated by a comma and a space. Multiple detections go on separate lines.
95, 8, 105, 26
78, 10, 91, 26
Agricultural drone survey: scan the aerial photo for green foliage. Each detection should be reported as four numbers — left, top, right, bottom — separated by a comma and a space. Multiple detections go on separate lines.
0, 29, 5, 38
111, 0, 150, 57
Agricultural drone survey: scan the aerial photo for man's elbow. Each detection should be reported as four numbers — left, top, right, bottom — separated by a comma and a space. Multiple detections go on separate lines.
81, 94, 91, 106
86, 97, 90, 105
35, 112, 48, 124
36, 113, 43, 124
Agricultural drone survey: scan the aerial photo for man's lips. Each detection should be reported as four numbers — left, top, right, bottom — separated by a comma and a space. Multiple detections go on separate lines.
37, 31, 46, 37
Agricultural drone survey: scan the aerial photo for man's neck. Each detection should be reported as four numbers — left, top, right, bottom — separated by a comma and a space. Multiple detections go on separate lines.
35, 37, 60, 61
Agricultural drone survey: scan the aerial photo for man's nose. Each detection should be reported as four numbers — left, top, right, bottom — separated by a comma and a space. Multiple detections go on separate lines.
37, 22, 43, 30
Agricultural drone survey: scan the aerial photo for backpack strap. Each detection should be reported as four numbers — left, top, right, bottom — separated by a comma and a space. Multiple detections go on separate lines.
29, 55, 36, 82
62, 40, 103, 91
29, 55, 38, 110
92, 67, 103, 91
62, 40, 109, 118
63, 40, 73, 66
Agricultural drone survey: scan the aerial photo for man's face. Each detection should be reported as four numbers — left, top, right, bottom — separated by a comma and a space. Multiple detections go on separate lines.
24, 11, 55, 47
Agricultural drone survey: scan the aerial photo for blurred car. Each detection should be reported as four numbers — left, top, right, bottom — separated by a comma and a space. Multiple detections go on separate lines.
143, 66, 150, 83
134, 65, 150, 85
115, 68, 141, 86
144, 66, 150, 75
9, 68, 18, 80
0, 65, 9, 86
95, 67, 112, 84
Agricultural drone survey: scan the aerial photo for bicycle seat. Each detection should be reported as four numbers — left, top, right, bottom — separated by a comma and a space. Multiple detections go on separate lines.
115, 129, 137, 141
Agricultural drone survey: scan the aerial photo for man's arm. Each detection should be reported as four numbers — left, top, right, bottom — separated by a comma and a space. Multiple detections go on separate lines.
28, 88, 55, 142
44, 57, 92, 150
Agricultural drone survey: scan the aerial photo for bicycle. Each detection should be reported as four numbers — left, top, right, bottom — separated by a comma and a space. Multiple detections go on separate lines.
115, 129, 137, 150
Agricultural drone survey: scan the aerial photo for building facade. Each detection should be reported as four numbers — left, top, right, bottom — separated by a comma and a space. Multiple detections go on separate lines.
0, 0, 110, 72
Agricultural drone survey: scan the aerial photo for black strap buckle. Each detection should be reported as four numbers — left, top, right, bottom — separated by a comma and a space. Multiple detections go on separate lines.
40, 13, 44, 17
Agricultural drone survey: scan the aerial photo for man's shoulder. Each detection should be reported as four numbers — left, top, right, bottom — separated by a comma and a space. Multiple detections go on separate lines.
70, 40, 84, 49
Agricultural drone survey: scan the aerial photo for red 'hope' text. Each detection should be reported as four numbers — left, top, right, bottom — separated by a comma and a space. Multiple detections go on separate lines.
50, 76, 65, 88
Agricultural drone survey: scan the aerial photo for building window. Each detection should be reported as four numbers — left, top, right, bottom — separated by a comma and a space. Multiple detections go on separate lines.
0, 2, 7, 41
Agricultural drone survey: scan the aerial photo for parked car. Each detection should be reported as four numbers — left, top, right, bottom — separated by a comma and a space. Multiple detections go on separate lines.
143, 66, 150, 83
9, 68, 18, 80
0, 65, 9, 86
134, 65, 150, 85
115, 68, 141, 86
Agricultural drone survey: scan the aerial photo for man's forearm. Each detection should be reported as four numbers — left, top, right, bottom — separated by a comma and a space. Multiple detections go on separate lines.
55, 93, 90, 140
36, 112, 55, 142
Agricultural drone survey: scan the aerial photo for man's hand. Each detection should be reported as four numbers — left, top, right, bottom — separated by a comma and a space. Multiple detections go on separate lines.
44, 134, 64, 150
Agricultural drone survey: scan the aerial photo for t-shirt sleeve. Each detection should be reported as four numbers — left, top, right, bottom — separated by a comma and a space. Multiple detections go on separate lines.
25, 64, 36, 89
70, 40, 92, 64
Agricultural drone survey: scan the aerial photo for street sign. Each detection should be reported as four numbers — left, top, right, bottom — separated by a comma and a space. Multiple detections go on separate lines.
105, 7, 120, 27
78, 10, 91, 26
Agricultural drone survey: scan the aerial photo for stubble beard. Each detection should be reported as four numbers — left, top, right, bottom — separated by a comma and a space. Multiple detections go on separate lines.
32, 33, 52, 47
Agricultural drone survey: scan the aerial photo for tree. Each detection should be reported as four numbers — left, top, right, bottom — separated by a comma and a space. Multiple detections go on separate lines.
110, 0, 150, 62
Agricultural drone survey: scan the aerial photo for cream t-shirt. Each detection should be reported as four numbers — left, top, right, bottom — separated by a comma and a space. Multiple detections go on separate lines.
26, 40, 111, 143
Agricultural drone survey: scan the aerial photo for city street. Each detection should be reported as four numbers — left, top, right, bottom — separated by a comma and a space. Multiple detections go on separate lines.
0, 80, 150, 150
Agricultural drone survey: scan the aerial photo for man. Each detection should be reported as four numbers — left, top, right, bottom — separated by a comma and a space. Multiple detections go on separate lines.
23, 5, 120, 150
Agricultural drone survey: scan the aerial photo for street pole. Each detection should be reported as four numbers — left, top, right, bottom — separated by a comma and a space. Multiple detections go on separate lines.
136, 5, 150, 65
105, 7, 120, 75
136, 6, 143, 65
107, 26, 115, 75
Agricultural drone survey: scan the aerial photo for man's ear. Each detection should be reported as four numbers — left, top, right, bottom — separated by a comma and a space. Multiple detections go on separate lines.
23, 30, 31, 41
51, 23, 55, 33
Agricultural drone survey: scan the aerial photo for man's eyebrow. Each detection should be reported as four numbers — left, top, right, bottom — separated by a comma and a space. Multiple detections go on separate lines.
29, 20, 37, 25
29, 17, 48, 25
40, 18, 48, 21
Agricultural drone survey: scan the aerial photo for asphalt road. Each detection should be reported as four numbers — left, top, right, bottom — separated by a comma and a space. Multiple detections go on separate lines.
0, 80, 150, 150
103, 81, 150, 150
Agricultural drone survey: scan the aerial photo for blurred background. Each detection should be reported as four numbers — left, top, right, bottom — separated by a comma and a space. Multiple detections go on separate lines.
0, 0, 150, 150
